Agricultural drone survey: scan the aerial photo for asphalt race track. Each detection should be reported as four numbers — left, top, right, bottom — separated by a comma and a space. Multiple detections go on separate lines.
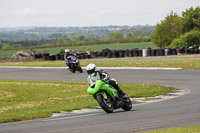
0, 67, 200, 133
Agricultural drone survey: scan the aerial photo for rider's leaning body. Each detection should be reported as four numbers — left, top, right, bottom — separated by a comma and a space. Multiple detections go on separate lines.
64, 49, 76, 70
86, 63, 127, 98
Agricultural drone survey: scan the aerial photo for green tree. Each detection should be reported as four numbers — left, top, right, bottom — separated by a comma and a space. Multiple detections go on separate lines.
87, 35, 99, 41
125, 33, 133, 39
182, 6, 200, 33
79, 35, 85, 41
151, 11, 182, 48
63, 35, 72, 42
1, 43, 12, 49
56, 38, 64, 45
107, 31, 124, 40
170, 30, 200, 48
132, 30, 143, 39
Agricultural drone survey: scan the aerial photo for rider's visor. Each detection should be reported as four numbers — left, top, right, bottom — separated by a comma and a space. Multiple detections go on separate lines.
87, 68, 95, 75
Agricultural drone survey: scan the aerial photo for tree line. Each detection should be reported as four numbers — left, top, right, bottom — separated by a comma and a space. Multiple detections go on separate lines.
151, 6, 200, 48
0, 38, 150, 51
0, 26, 154, 50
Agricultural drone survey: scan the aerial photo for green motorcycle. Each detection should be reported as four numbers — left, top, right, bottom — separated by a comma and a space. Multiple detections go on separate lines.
87, 79, 132, 113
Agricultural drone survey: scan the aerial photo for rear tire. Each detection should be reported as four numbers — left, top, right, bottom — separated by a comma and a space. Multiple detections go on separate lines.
96, 94, 113, 113
121, 98, 132, 111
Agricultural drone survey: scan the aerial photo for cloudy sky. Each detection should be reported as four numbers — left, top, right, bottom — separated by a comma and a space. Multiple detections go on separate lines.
0, 0, 199, 27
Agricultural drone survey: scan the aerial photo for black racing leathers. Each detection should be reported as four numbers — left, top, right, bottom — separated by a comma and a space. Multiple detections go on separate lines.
64, 52, 76, 69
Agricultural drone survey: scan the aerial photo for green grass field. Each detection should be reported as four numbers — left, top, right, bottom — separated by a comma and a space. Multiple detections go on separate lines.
0, 42, 156, 59
0, 79, 175, 123
33, 42, 156, 54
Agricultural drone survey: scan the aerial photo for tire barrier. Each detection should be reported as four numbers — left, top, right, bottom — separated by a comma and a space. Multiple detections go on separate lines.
34, 53, 43, 59
60, 54, 64, 60
151, 49, 157, 56
42, 53, 50, 61
33, 46, 200, 61
126, 49, 129, 57
56, 54, 61, 60
107, 51, 112, 58
49, 55, 56, 61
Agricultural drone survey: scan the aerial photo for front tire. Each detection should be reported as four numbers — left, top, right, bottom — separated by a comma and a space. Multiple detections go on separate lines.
121, 98, 132, 111
77, 63, 83, 73
71, 65, 76, 73
79, 66, 83, 73
96, 94, 113, 113
71, 68, 75, 73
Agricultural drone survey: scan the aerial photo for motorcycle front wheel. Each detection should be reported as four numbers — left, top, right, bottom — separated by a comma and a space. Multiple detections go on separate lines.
71, 68, 76, 73
78, 66, 83, 73
71, 65, 76, 73
96, 94, 113, 113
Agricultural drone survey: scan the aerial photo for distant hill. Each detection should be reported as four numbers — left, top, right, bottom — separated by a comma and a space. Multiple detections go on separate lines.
0, 25, 155, 49
0, 27, 36, 32
0, 25, 155, 40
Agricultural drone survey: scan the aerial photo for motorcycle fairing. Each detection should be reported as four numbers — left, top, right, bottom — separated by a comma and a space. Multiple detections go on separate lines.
87, 80, 117, 99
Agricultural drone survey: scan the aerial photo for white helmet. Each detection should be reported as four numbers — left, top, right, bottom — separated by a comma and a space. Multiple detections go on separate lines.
65, 49, 70, 53
86, 63, 96, 75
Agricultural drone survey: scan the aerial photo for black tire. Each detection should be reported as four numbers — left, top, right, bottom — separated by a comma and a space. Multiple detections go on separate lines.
121, 98, 132, 111
78, 65, 83, 73
96, 94, 113, 113
79, 68, 83, 73
71, 68, 75, 73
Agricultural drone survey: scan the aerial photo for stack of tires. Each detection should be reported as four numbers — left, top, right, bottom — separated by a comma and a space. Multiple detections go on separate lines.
49, 55, 56, 61
34, 53, 43, 59
42, 53, 50, 61
56, 54, 61, 60
167, 48, 177, 55
142, 48, 152, 57
129, 48, 141, 57
33, 46, 200, 61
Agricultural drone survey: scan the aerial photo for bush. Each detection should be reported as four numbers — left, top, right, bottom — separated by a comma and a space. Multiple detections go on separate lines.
170, 30, 200, 48
59, 48, 65, 53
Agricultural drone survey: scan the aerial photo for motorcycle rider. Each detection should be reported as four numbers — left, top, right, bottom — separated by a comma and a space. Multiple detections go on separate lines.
64, 49, 77, 70
86, 63, 128, 98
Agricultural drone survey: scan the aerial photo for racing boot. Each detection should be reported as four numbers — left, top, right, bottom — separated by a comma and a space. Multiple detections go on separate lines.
113, 82, 129, 99
108, 80, 129, 99
118, 90, 129, 99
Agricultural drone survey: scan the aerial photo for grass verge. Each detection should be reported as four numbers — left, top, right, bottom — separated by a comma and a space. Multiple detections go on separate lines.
0, 79, 176, 123
143, 125, 200, 133
0, 59, 200, 69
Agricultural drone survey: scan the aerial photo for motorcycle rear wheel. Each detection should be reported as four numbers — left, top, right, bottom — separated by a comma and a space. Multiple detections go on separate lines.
96, 94, 113, 113
121, 98, 132, 111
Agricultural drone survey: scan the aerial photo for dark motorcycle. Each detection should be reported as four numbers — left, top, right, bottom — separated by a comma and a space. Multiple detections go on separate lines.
67, 56, 83, 73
